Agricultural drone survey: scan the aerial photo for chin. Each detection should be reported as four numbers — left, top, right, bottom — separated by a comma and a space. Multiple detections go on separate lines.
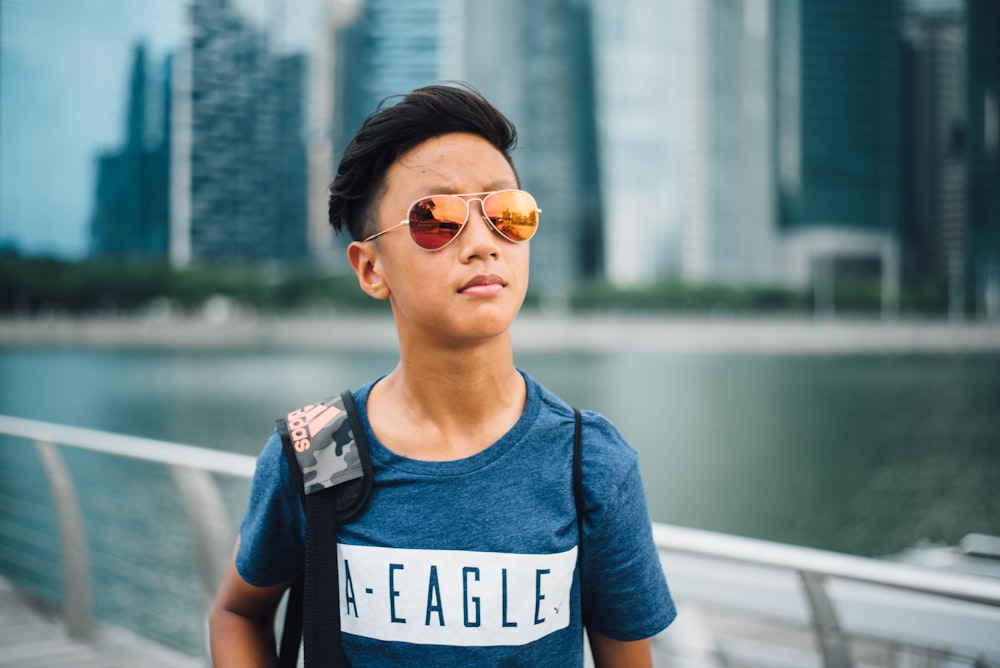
463, 309, 518, 342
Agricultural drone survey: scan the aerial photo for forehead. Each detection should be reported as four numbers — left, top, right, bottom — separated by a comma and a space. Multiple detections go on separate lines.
384, 132, 518, 199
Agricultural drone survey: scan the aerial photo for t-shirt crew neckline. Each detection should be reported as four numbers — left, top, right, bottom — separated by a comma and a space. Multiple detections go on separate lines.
356, 369, 541, 477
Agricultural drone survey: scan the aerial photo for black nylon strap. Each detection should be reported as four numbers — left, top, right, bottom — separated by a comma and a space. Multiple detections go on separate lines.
303, 488, 345, 667
277, 577, 303, 668
573, 408, 586, 632
277, 390, 374, 668
573, 408, 583, 540
337, 390, 373, 522
278, 427, 306, 668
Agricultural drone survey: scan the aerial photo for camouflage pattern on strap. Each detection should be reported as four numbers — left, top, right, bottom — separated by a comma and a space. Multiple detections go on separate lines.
280, 394, 364, 496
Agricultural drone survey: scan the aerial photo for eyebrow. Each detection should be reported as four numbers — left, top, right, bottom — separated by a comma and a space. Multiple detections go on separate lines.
422, 180, 518, 195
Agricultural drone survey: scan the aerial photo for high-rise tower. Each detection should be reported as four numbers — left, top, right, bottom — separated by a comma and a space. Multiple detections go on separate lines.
171, 0, 308, 265
775, 0, 904, 311
90, 43, 171, 259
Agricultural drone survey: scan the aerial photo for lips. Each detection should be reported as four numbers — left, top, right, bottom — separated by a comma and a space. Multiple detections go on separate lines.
460, 274, 506, 295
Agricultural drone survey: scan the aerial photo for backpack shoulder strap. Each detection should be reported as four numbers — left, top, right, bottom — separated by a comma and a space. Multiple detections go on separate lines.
277, 390, 372, 668
278, 390, 373, 516
573, 408, 588, 629
573, 408, 583, 537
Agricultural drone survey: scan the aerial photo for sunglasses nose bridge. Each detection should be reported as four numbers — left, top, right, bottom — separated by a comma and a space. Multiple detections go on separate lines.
462, 196, 495, 232
467, 196, 486, 220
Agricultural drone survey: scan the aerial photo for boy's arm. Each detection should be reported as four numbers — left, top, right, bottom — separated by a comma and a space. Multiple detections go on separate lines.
588, 630, 654, 668
209, 540, 293, 668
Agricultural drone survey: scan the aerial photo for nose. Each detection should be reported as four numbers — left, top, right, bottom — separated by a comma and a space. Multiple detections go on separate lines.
459, 198, 501, 258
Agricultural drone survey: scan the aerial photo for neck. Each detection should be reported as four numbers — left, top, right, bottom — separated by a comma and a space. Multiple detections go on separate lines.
368, 330, 526, 460
392, 331, 521, 421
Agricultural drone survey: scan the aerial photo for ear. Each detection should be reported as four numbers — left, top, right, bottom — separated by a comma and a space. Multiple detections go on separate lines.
348, 241, 391, 300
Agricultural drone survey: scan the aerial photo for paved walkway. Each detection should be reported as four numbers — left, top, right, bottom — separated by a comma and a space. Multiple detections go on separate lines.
2, 574, 910, 668
0, 577, 204, 668
0, 571, 779, 668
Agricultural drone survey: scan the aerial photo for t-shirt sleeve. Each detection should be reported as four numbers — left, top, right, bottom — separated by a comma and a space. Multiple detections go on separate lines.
235, 431, 306, 587
578, 413, 677, 641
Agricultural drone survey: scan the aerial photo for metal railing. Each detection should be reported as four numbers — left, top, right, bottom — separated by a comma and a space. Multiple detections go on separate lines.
0, 414, 254, 650
653, 524, 1000, 666
1, 414, 999, 666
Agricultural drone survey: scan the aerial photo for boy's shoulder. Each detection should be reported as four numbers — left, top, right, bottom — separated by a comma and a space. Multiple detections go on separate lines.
529, 372, 638, 466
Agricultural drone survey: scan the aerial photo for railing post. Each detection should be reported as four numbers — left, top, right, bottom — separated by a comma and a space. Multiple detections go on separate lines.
169, 464, 234, 603
32, 439, 94, 640
799, 570, 853, 668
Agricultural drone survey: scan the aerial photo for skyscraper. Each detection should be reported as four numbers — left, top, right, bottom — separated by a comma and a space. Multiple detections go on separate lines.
171, 0, 309, 266
903, 0, 967, 315
592, 0, 784, 287
334, 0, 442, 152
698, 0, 783, 284
775, 0, 904, 309
965, 0, 1000, 318
305, 0, 365, 262
591, 0, 699, 286
897, 0, 998, 318
90, 43, 171, 259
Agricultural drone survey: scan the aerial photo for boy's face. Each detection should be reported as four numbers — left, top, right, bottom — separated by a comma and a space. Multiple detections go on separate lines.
349, 132, 531, 347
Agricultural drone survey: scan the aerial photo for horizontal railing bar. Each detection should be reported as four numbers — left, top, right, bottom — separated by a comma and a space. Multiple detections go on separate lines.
653, 524, 1000, 608
0, 415, 257, 478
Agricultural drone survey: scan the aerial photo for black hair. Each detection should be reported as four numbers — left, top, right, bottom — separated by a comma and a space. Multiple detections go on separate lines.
328, 83, 519, 240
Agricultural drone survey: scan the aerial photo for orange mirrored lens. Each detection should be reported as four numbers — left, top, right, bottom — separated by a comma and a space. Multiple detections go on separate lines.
482, 190, 539, 242
408, 196, 470, 249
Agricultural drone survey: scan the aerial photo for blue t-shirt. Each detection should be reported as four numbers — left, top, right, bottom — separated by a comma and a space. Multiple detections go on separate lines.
237, 371, 675, 666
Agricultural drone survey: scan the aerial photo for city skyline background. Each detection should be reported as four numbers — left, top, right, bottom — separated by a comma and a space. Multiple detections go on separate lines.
2, 0, 998, 317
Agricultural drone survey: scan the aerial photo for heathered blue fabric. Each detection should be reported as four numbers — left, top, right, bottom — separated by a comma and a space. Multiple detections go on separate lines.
237, 371, 675, 666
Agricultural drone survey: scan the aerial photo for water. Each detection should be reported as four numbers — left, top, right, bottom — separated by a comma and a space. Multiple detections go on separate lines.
3, 346, 999, 554
2, 346, 999, 653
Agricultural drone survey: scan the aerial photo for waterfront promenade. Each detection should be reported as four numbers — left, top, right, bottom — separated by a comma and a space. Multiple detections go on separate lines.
2, 312, 1000, 353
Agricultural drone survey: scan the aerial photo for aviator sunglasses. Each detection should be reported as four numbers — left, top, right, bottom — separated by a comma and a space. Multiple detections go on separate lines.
363, 189, 541, 251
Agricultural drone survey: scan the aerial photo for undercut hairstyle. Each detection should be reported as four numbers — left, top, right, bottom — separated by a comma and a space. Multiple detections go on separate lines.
328, 83, 519, 241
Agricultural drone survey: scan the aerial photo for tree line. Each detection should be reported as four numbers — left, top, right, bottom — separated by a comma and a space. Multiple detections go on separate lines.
1, 253, 949, 317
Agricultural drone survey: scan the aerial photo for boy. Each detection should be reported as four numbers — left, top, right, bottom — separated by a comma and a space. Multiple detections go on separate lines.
209, 83, 675, 666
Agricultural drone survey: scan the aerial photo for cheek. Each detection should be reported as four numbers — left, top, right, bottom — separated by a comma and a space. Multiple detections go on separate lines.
384, 252, 446, 298
513, 246, 531, 280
